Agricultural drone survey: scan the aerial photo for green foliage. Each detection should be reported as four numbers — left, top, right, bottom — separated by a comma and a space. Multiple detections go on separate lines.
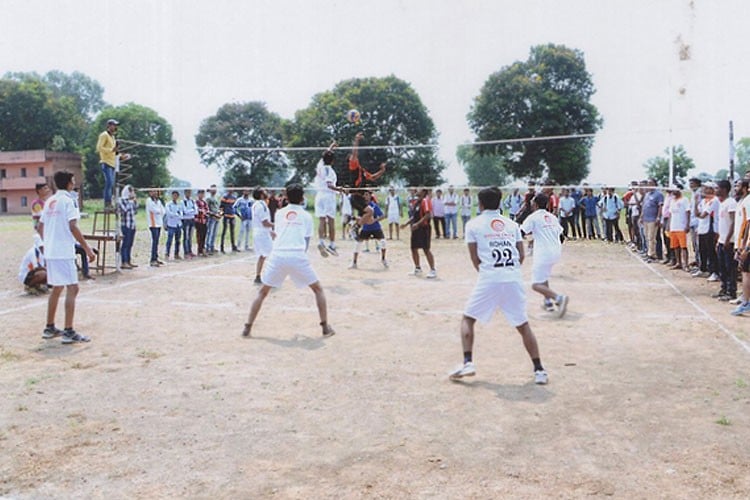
287, 75, 444, 187
733, 137, 750, 178
643, 145, 695, 186
84, 104, 174, 196
195, 102, 288, 187
456, 144, 508, 186
467, 44, 602, 184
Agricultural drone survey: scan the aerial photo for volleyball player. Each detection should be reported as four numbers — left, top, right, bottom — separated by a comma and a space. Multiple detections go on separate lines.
314, 141, 344, 257
350, 190, 388, 269
251, 187, 274, 284
242, 184, 335, 338
449, 187, 548, 384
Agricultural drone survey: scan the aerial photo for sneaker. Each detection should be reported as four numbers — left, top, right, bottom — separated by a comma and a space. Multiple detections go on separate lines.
327, 244, 339, 256
382, 259, 389, 268
129, 262, 139, 268
426, 269, 437, 279
449, 362, 476, 380
322, 323, 336, 338
542, 299, 555, 312
730, 302, 750, 316
42, 326, 63, 339
408, 268, 423, 276
706, 273, 720, 282
241, 323, 252, 338
556, 295, 569, 318
711, 291, 728, 299
317, 242, 329, 258
534, 370, 549, 385
728, 297, 744, 305
150, 260, 159, 267
348, 262, 358, 270
254, 276, 262, 285
719, 294, 736, 302
61, 329, 91, 344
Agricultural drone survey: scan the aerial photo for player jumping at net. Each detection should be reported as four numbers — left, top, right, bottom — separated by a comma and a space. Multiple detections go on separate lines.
315, 141, 346, 258
449, 187, 548, 385
521, 192, 569, 317
242, 184, 335, 339
348, 132, 386, 189
349, 189, 388, 269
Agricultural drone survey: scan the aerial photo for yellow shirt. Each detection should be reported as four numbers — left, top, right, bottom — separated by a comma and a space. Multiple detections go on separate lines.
96, 131, 117, 167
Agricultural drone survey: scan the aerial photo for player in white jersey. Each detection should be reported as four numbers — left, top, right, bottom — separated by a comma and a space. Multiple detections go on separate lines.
449, 187, 548, 385
314, 142, 345, 257
242, 184, 335, 338
251, 187, 275, 285
521, 193, 569, 318
385, 187, 402, 240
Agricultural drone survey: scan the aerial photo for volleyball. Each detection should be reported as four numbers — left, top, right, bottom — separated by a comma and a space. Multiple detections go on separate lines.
346, 109, 361, 123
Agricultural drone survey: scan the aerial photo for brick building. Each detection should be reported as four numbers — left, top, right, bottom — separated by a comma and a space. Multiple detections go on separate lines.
0, 150, 83, 215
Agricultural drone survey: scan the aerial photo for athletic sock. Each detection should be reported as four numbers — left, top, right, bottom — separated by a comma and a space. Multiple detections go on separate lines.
64, 327, 74, 333
46, 323, 55, 329
463, 351, 472, 364
532, 358, 544, 372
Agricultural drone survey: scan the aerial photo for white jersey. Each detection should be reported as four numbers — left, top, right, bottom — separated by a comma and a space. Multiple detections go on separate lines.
444, 192, 459, 215
386, 195, 400, 218
252, 199, 271, 232
40, 190, 79, 260
465, 211, 523, 282
696, 197, 720, 235
460, 195, 472, 217
272, 204, 313, 252
341, 194, 352, 217
669, 197, 691, 231
18, 245, 45, 283
520, 209, 562, 260
718, 197, 737, 243
735, 195, 750, 245
314, 160, 337, 196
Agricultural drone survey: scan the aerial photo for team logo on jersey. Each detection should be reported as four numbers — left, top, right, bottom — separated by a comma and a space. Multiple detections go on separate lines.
544, 214, 552, 223
47, 200, 57, 210
285, 211, 298, 221
490, 219, 505, 232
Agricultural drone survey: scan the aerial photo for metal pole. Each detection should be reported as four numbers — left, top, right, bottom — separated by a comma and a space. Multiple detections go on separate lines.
729, 120, 735, 182
668, 144, 674, 187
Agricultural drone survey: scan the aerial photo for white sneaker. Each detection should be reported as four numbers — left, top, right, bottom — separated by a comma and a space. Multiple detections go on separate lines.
348, 262, 357, 269
534, 370, 549, 385
381, 259, 389, 268
729, 297, 744, 305
449, 362, 476, 380
408, 268, 423, 276
327, 244, 339, 256
542, 300, 555, 312
317, 242, 329, 258
426, 269, 437, 279
556, 295, 569, 318
706, 273, 720, 282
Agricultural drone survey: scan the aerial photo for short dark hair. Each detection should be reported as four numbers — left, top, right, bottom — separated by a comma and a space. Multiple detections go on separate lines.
252, 187, 264, 200
717, 180, 731, 192
53, 171, 73, 190
171, 190, 179, 195
286, 184, 304, 204
35, 183, 48, 192
533, 193, 549, 209
477, 187, 502, 210
689, 177, 701, 185
322, 151, 334, 165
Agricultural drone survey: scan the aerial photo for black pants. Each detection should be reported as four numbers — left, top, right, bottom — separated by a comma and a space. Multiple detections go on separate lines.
221, 217, 236, 251
605, 218, 623, 242
717, 242, 737, 296
433, 216, 445, 238
560, 216, 576, 238
698, 232, 717, 273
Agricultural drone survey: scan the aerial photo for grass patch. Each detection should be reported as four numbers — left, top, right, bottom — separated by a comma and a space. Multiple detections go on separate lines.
736, 379, 747, 388
0, 348, 21, 363
136, 349, 162, 360
715, 416, 731, 426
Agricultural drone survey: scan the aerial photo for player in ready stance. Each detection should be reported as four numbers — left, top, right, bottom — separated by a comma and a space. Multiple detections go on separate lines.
449, 187, 548, 385
242, 184, 335, 338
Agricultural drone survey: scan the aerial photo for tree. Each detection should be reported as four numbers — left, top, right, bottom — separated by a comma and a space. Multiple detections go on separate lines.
287, 75, 444, 187
456, 144, 509, 186
195, 102, 288, 187
733, 137, 750, 178
467, 44, 602, 184
84, 104, 174, 196
643, 145, 695, 186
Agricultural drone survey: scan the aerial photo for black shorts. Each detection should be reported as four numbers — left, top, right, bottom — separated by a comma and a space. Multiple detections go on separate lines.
742, 252, 750, 273
358, 228, 385, 241
411, 225, 431, 250
23, 268, 44, 286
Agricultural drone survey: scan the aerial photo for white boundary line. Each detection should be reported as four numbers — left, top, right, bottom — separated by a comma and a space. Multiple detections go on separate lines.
627, 249, 750, 355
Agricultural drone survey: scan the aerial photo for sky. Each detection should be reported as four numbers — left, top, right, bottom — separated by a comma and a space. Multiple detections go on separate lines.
2, 0, 749, 188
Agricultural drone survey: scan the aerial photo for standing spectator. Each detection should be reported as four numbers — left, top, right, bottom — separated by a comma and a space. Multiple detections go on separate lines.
118, 185, 138, 269
641, 179, 664, 262
731, 179, 750, 315
661, 186, 675, 265
668, 186, 691, 271
444, 185, 459, 239
627, 182, 644, 250
234, 189, 254, 252
386, 186, 402, 240
146, 189, 166, 266
340, 192, 353, 240
715, 180, 737, 300
165, 191, 183, 260
688, 177, 703, 269
220, 190, 238, 253
31, 183, 51, 230
600, 187, 624, 242
622, 182, 636, 245
241, 184, 335, 338
693, 183, 720, 280
545, 187, 559, 216
205, 184, 221, 255
580, 188, 601, 240
96, 119, 120, 210
268, 189, 279, 222
251, 187, 274, 284
401, 188, 436, 278
181, 189, 197, 259
195, 189, 209, 257
503, 187, 523, 220
38, 171, 95, 343
432, 189, 446, 239
460, 188, 473, 236
558, 188, 577, 240
570, 186, 584, 239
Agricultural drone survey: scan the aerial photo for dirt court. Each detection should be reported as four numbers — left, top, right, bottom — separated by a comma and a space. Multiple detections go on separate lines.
1, 214, 749, 498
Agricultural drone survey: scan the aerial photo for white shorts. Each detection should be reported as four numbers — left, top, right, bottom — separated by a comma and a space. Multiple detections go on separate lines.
315, 193, 336, 219
46, 259, 78, 286
262, 252, 319, 288
464, 279, 528, 326
253, 231, 273, 257
387, 212, 400, 224
531, 254, 561, 284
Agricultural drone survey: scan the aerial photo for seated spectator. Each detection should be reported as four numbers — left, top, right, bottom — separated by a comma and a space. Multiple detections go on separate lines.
19, 234, 47, 295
